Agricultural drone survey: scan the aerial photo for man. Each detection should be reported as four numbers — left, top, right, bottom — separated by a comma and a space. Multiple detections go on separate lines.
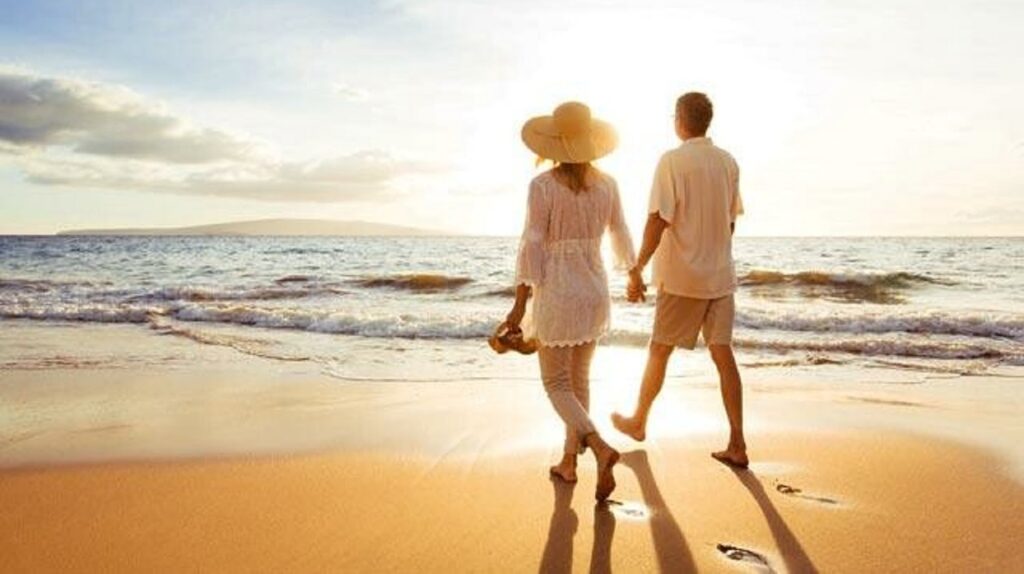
612, 92, 748, 467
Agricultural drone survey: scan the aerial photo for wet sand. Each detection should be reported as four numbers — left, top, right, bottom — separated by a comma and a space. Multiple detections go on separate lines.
2, 435, 1021, 572
1, 322, 1023, 572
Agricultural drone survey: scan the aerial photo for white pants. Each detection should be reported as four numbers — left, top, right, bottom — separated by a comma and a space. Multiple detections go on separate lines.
538, 341, 597, 454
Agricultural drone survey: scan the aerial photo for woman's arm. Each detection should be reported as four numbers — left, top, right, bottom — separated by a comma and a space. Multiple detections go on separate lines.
508, 180, 548, 330
505, 284, 532, 332
608, 179, 638, 272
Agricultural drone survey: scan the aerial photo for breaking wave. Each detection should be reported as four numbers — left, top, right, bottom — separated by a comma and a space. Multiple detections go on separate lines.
739, 270, 954, 288
737, 308, 1024, 340
481, 286, 518, 297
0, 278, 112, 292
127, 285, 347, 302
349, 274, 474, 292
3, 302, 1022, 363
606, 330, 1022, 362
738, 270, 955, 304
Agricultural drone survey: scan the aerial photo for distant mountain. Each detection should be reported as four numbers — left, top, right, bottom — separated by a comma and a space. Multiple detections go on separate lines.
57, 218, 452, 237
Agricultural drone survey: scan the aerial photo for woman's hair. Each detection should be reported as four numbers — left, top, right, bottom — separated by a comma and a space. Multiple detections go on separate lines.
552, 162, 594, 193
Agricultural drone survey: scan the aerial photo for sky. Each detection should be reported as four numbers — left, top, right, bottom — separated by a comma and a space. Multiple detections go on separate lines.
0, 0, 1021, 236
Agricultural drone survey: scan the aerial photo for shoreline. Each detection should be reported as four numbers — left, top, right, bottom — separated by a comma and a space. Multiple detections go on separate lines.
2, 320, 1022, 474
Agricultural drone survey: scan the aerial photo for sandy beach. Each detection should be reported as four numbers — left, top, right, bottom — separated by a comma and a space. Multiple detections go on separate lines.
3, 0, 1023, 569
1, 321, 1022, 572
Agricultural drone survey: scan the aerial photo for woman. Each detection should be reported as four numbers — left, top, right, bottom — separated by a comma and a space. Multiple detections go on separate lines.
505, 101, 636, 501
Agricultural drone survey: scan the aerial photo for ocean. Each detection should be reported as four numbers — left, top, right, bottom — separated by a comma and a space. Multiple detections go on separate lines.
1, 236, 1022, 378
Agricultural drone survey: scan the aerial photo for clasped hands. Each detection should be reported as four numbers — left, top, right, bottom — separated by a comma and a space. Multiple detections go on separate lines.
627, 265, 647, 303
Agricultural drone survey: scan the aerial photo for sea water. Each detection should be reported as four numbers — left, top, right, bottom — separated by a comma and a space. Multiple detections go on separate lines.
1, 236, 1021, 377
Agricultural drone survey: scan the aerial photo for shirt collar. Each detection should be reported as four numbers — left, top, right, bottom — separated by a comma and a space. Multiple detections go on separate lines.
682, 136, 712, 146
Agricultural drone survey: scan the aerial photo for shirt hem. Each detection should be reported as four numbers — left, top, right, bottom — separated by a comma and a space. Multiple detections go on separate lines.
655, 282, 736, 300
539, 337, 601, 348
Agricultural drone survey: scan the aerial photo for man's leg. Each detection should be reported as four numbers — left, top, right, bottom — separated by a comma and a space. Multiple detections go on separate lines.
611, 341, 674, 441
709, 344, 748, 467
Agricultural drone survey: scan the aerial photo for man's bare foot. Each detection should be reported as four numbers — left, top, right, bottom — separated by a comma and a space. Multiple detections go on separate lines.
549, 456, 578, 483
611, 412, 646, 442
594, 447, 620, 501
711, 447, 749, 469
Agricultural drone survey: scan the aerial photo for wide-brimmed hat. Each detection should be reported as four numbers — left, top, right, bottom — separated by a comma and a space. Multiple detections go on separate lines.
521, 102, 617, 164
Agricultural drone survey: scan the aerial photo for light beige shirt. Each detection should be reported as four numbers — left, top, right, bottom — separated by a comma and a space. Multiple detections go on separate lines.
648, 137, 743, 299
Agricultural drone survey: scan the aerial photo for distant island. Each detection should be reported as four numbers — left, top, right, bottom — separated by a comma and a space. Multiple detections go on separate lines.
57, 218, 452, 237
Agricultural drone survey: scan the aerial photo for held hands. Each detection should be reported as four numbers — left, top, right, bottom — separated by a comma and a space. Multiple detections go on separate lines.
627, 266, 647, 303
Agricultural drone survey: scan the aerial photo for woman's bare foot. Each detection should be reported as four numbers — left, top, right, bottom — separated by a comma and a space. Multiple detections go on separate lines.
594, 446, 620, 501
549, 454, 578, 483
611, 412, 646, 442
583, 434, 619, 501
711, 446, 749, 469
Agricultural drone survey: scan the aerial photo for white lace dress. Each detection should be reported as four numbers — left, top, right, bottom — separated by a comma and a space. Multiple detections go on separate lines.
515, 170, 637, 347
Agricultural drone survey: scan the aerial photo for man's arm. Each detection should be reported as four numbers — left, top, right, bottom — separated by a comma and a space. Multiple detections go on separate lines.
634, 213, 670, 273
627, 213, 669, 301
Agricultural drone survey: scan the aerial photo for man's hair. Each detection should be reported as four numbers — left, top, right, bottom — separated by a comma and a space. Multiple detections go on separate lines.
675, 92, 713, 136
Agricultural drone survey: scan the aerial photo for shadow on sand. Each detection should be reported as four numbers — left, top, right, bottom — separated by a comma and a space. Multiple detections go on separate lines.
540, 453, 821, 573
539, 450, 695, 573
621, 450, 697, 572
538, 477, 578, 573
729, 468, 820, 574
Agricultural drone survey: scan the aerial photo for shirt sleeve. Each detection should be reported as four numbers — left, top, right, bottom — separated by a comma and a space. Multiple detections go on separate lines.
730, 160, 744, 222
514, 179, 549, 287
648, 153, 677, 223
607, 178, 637, 271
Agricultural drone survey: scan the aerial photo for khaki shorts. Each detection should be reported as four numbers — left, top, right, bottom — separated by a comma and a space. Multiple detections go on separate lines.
652, 292, 735, 350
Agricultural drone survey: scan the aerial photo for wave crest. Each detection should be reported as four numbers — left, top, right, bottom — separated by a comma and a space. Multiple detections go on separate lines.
738, 270, 954, 304
350, 274, 473, 292
127, 285, 345, 302
740, 270, 952, 287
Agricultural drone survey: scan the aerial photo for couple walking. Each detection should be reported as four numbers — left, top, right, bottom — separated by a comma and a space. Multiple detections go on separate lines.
505, 92, 747, 501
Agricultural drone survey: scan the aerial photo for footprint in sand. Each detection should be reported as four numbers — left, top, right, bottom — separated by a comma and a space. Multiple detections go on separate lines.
716, 543, 774, 572
775, 482, 840, 505
604, 499, 649, 520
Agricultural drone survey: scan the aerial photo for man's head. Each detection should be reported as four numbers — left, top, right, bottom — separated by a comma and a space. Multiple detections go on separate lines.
674, 92, 713, 140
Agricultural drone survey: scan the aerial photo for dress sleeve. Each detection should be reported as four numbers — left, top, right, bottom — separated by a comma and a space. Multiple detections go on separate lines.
514, 179, 549, 287
607, 178, 637, 271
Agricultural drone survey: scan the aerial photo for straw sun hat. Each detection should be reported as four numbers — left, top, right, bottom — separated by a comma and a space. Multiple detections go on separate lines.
521, 102, 618, 164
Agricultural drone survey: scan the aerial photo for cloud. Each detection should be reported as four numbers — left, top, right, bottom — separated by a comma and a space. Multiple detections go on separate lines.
17, 147, 438, 203
959, 204, 1024, 224
182, 151, 439, 202
0, 68, 434, 202
332, 82, 370, 103
0, 69, 251, 164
